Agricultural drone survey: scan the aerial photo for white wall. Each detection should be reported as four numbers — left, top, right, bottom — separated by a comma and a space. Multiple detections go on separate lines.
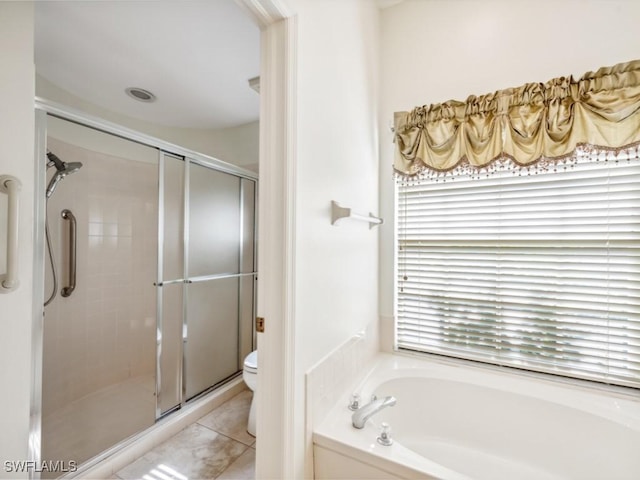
37, 76, 259, 171
260, 0, 380, 477
0, 3, 35, 478
294, 0, 379, 366
379, 0, 640, 344
205, 121, 259, 172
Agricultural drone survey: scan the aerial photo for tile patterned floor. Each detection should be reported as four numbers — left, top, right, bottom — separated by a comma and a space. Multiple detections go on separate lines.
114, 390, 256, 480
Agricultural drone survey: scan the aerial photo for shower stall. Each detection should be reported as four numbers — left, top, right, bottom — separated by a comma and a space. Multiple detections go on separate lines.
35, 103, 257, 474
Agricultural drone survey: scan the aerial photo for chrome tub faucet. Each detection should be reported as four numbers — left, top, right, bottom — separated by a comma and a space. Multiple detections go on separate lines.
351, 395, 397, 429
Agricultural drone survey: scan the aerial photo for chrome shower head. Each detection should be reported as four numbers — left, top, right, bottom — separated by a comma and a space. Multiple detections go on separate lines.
61, 162, 83, 176
45, 152, 83, 198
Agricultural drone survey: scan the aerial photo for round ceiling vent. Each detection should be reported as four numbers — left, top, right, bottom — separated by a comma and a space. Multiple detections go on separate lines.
125, 87, 156, 103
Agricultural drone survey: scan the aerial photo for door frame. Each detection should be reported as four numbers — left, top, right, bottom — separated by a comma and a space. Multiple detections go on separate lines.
237, 0, 298, 478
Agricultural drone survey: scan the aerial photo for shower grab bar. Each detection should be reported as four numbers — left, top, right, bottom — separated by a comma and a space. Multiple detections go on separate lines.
0, 175, 22, 293
61, 209, 76, 297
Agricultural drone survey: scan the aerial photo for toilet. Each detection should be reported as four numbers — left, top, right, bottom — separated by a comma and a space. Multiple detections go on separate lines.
243, 350, 258, 436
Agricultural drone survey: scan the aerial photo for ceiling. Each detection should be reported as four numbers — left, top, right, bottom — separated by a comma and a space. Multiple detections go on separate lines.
35, 1, 261, 130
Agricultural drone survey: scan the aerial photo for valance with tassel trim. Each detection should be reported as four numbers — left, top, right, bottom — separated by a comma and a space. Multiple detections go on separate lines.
394, 60, 640, 179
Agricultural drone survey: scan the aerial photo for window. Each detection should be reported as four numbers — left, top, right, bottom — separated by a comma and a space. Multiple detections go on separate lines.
396, 151, 640, 389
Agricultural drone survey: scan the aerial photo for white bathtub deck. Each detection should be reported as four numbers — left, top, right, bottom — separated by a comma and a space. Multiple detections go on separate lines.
313, 353, 640, 480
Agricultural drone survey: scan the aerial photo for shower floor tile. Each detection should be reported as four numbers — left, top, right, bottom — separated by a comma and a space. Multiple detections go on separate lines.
115, 391, 256, 480
41, 374, 156, 479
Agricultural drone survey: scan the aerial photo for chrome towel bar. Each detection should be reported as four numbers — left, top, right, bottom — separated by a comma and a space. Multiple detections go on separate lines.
331, 200, 383, 229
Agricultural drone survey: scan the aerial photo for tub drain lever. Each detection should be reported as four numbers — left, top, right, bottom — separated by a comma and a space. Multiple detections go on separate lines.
377, 422, 393, 446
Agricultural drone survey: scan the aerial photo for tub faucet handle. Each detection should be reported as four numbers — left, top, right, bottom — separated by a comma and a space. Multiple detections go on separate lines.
377, 422, 393, 446
348, 393, 361, 411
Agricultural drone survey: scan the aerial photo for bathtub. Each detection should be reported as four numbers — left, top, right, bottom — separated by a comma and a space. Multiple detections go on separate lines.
313, 353, 640, 480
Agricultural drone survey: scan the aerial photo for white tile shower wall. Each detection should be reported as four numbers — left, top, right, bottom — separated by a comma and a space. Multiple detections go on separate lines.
305, 319, 379, 438
43, 137, 157, 416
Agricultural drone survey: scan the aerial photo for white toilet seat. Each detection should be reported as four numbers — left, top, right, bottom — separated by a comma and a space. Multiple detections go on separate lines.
243, 350, 257, 373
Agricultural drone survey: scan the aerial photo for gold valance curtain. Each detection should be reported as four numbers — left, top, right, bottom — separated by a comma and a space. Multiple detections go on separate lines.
394, 60, 640, 177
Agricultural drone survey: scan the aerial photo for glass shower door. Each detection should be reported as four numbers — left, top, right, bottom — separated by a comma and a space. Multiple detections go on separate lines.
185, 162, 241, 400
158, 156, 257, 408
39, 115, 258, 472
41, 117, 158, 474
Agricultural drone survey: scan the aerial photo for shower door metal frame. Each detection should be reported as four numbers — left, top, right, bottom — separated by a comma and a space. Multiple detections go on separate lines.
182, 155, 190, 407
31, 98, 258, 476
155, 150, 189, 418
30, 108, 48, 477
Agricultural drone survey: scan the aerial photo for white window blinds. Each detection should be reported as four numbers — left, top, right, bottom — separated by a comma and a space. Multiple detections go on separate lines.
396, 154, 640, 389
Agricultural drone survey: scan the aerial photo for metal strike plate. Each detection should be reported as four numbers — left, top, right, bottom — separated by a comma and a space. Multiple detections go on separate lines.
256, 316, 265, 333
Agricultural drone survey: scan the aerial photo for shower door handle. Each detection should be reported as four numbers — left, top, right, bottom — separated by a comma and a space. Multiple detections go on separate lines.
61, 209, 77, 297
0, 175, 22, 293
